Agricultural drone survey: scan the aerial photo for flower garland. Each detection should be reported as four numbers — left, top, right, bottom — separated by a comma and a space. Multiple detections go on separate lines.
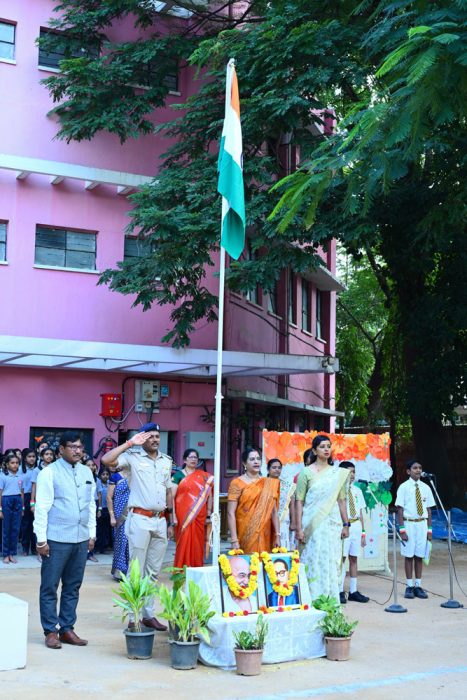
260, 549, 300, 597
218, 550, 260, 599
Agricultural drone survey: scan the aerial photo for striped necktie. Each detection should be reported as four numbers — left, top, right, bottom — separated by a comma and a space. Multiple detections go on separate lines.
415, 483, 423, 516
349, 489, 357, 518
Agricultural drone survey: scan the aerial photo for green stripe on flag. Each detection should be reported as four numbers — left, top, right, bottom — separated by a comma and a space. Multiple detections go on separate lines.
218, 150, 245, 260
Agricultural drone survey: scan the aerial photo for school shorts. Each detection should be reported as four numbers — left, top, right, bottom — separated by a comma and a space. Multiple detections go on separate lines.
343, 520, 362, 558
400, 519, 428, 558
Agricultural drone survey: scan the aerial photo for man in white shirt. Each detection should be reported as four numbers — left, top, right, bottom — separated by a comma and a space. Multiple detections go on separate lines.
102, 422, 174, 631
34, 432, 96, 649
395, 460, 435, 599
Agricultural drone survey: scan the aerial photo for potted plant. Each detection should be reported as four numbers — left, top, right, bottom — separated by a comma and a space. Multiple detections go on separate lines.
112, 559, 159, 659
312, 594, 341, 615
157, 579, 215, 669
318, 610, 358, 661
233, 614, 268, 676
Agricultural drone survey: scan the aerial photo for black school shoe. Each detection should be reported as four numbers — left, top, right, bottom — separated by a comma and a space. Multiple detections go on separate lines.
404, 586, 415, 599
413, 586, 428, 599
340, 591, 347, 604
347, 591, 369, 603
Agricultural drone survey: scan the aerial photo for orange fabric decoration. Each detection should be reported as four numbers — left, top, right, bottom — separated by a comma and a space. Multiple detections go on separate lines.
263, 430, 391, 465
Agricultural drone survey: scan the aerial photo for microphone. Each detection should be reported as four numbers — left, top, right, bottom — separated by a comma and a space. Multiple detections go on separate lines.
421, 471, 435, 479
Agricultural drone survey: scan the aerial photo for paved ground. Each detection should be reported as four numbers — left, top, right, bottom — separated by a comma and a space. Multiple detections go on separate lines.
1, 540, 466, 699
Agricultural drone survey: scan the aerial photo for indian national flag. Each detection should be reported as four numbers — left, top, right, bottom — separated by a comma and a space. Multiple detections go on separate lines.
217, 59, 245, 260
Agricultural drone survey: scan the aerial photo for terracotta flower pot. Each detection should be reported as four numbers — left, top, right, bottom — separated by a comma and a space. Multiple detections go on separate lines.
234, 648, 263, 676
324, 635, 351, 661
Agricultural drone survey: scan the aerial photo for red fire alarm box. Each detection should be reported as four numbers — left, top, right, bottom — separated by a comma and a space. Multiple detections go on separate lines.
100, 393, 122, 417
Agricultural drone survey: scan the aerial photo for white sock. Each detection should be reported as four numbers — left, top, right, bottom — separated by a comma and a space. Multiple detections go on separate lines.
406, 579, 414, 587
349, 577, 357, 594
415, 579, 421, 587
340, 568, 346, 592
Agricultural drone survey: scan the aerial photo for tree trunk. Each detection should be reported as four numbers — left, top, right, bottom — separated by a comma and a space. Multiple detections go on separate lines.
410, 414, 453, 507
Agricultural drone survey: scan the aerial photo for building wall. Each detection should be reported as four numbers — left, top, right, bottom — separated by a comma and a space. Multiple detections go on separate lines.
0, 0, 339, 476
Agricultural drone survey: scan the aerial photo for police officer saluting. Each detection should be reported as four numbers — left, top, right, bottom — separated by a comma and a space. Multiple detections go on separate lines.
102, 422, 174, 630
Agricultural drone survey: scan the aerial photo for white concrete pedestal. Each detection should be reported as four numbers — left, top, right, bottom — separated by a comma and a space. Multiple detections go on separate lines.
0, 593, 28, 670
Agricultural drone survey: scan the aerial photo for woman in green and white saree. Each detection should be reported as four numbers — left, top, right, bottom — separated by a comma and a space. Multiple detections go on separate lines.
295, 435, 350, 601
267, 458, 296, 551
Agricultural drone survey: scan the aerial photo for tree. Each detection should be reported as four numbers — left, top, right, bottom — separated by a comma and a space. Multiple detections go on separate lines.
42, 1, 466, 501
336, 251, 388, 429
272, 1, 467, 502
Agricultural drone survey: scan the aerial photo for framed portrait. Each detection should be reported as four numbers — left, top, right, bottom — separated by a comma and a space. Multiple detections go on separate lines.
219, 554, 260, 614
263, 553, 301, 609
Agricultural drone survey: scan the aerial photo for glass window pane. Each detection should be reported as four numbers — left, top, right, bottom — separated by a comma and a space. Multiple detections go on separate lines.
35, 246, 65, 267
36, 227, 66, 248
66, 231, 96, 253
0, 242, 5, 261
0, 22, 15, 43
0, 222, 6, 243
65, 250, 96, 270
0, 42, 14, 60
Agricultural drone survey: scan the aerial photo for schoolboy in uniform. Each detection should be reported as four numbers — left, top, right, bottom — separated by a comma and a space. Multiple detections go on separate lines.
395, 460, 435, 599
339, 461, 369, 603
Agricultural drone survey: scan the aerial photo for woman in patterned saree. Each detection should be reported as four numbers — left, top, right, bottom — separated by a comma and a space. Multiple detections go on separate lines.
296, 435, 350, 601
110, 476, 130, 581
228, 447, 281, 553
267, 458, 296, 551
173, 449, 214, 568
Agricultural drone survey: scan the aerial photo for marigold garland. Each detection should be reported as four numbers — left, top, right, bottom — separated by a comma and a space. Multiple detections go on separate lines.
260, 550, 300, 597
218, 551, 260, 599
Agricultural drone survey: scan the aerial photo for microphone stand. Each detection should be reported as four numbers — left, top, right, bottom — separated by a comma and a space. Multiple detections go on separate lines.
385, 512, 407, 613
426, 477, 463, 609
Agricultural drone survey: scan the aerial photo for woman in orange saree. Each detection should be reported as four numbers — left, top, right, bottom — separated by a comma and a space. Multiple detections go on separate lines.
173, 449, 214, 568
227, 447, 281, 553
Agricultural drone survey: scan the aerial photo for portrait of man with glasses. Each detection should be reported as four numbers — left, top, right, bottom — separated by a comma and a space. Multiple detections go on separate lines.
34, 431, 96, 649
266, 555, 301, 607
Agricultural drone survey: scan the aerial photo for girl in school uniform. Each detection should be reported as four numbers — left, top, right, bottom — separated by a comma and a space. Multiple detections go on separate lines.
0, 453, 24, 563
20, 448, 38, 556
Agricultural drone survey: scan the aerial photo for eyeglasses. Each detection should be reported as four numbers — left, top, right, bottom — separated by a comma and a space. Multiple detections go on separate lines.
66, 444, 84, 452
275, 569, 288, 576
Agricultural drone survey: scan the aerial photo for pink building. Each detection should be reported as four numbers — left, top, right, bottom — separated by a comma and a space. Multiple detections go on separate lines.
0, 1, 343, 487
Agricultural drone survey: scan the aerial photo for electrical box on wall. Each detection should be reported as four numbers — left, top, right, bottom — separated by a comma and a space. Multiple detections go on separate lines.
100, 393, 122, 417
185, 432, 215, 460
134, 379, 160, 412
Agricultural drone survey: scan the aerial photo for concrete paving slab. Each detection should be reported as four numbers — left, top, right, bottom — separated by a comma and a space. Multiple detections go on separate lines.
0, 541, 466, 699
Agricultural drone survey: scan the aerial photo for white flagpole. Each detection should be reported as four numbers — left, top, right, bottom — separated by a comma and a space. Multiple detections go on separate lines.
211, 246, 226, 562
211, 61, 234, 563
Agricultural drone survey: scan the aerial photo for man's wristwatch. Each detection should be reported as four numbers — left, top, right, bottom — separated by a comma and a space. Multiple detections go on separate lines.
342, 522, 351, 527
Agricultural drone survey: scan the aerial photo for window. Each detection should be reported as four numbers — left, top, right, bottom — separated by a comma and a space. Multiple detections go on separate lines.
138, 58, 179, 92
288, 271, 297, 324
245, 241, 260, 305
38, 28, 99, 70
0, 21, 15, 60
124, 236, 149, 260
35, 226, 96, 270
0, 221, 7, 261
301, 279, 311, 332
267, 283, 278, 315
316, 289, 323, 339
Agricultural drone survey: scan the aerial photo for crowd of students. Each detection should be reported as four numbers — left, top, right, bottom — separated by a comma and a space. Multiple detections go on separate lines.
0, 443, 115, 565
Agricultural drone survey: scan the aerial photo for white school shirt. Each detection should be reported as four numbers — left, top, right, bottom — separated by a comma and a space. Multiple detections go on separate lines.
395, 478, 435, 519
